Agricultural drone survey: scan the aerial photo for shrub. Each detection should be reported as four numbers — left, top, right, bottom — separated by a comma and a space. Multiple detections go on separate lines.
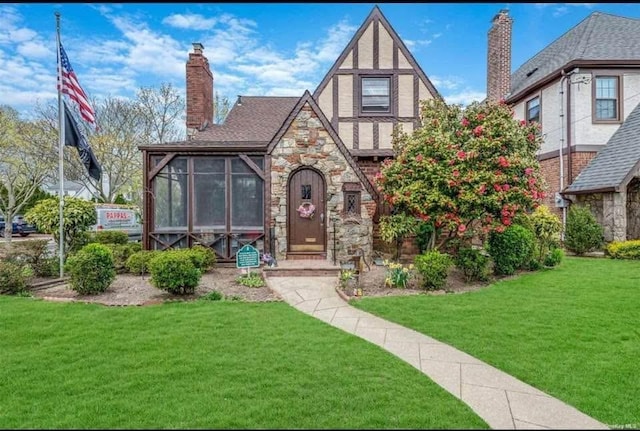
414, 250, 453, 290
104, 243, 141, 273
92, 230, 129, 245
384, 260, 414, 288
182, 245, 216, 272
564, 206, 603, 255
529, 205, 562, 264
487, 224, 535, 276
64, 243, 115, 295
544, 247, 565, 267
414, 221, 435, 253
25, 197, 96, 253
201, 290, 223, 301
148, 250, 201, 295
606, 240, 640, 260
5, 240, 53, 277
236, 272, 265, 288
454, 247, 490, 282
125, 250, 161, 275
0, 261, 33, 294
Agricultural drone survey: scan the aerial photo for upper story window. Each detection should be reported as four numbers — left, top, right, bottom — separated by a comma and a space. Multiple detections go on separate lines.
361, 77, 390, 113
526, 96, 540, 124
594, 76, 620, 122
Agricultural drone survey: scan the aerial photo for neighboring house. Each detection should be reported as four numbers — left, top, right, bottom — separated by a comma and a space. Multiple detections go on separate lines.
139, 6, 441, 263
487, 10, 640, 242
43, 180, 95, 200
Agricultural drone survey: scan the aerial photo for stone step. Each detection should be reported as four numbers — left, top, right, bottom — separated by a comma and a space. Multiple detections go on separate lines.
263, 259, 341, 277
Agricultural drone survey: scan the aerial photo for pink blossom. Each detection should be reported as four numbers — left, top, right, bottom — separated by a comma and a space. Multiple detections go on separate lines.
477, 113, 485, 121
502, 184, 510, 191
452, 170, 460, 178
458, 224, 467, 233
495, 225, 506, 233
473, 125, 484, 137
493, 184, 502, 192
528, 133, 535, 142
461, 117, 470, 127
478, 184, 486, 194
457, 150, 466, 160
524, 167, 534, 176
520, 120, 527, 126
498, 156, 510, 168
416, 154, 424, 162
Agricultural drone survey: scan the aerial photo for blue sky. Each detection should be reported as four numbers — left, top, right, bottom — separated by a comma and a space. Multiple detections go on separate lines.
2, 2, 640, 118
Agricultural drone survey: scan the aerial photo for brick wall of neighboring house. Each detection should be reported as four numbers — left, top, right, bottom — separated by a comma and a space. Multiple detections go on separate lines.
185, 43, 213, 134
486, 10, 512, 102
539, 151, 598, 217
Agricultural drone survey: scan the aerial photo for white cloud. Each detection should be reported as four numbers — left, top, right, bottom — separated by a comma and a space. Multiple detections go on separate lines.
163, 13, 218, 30
16, 40, 50, 58
430, 75, 464, 91
443, 90, 486, 106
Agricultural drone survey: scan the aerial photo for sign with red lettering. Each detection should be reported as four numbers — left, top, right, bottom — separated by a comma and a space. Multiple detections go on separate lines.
106, 211, 131, 221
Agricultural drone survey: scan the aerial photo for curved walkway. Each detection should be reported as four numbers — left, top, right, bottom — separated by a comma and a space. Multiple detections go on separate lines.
266, 276, 608, 430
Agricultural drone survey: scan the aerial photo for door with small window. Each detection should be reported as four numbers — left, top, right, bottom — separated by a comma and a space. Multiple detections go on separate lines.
288, 168, 325, 253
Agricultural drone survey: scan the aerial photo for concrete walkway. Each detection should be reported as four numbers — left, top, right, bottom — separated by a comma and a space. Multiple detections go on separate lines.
265, 276, 609, 430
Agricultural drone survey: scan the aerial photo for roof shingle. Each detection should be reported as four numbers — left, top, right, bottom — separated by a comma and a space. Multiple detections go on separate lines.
194, 96, 300, 143
510, 12, 640, 99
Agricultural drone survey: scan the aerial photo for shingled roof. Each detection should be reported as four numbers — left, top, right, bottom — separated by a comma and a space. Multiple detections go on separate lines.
193, 96, 300, 143
565, 102, 640, 194
509, 12, 640, 100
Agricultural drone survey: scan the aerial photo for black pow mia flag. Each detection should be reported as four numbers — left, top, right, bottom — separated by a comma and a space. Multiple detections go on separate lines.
63, 101, 102, 181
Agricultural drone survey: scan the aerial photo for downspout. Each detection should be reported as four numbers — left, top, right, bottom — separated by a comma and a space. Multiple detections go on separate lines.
559, 68, 578, 239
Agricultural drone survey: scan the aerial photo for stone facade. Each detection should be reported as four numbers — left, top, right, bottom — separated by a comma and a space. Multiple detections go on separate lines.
575, 190, 628, 242
270, 102, 375, 263
626, 178, 640, 240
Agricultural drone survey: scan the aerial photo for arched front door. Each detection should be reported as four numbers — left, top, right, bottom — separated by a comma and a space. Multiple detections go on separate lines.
288, 168, 326, 253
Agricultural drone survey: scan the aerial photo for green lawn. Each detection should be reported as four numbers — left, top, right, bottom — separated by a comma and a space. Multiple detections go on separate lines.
0, 297, 488, 429
354, 257, 640, 428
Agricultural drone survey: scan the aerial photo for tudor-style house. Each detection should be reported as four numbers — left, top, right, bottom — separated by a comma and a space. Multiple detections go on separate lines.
139, 6, 441, 264
487, 10, 640, 242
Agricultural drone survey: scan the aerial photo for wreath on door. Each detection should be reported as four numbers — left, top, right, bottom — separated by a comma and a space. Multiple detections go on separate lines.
297, 202, 316, 219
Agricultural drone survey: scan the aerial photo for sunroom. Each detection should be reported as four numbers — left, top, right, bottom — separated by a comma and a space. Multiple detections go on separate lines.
141, 145, 268, 263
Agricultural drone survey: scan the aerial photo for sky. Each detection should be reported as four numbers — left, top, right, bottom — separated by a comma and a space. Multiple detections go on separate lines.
3, 2, 640, 120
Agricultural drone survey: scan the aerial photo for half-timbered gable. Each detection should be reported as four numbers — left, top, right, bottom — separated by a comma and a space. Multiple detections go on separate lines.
313, 5, 441, 157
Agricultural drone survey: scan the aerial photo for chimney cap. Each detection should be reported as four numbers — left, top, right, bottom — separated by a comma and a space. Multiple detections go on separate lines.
192, 42, 204, 52
237, 95, 242, 106
492, 9, 510, 23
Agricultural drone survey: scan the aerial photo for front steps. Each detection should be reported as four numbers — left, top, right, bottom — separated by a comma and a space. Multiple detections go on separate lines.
262, 259, 341, 277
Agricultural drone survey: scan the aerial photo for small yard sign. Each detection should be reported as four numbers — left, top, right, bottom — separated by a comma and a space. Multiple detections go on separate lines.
236, 244, 260, 269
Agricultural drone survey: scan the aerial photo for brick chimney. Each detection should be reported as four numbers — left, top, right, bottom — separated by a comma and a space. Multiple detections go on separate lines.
186, 42, 213, 138
486, 10, 512, 102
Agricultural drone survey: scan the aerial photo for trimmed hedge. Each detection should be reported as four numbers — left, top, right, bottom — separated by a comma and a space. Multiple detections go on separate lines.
414, 250, 453, 290
148, 250, 201, 295
64, 243, 116, 295
606, 240, 640, 260
487, 224, 535, 276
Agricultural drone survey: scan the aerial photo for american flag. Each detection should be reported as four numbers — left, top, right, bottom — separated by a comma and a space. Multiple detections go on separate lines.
58, 42, 96, 128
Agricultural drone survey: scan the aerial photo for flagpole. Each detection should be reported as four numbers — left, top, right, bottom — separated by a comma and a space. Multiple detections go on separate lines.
56, 12, 65, 278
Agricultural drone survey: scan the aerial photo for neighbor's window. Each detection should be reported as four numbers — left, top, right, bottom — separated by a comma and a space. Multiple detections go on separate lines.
361, 77, 390, 113
595, 76, 620, 121
526, 96, 540, 124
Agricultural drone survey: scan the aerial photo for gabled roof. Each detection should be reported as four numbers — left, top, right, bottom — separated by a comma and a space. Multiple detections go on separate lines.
509, 12, 640, 101
194, 96, 300, 143
565, 102, 640, 194
312, 5, 441, 100
267, 90, 378, 199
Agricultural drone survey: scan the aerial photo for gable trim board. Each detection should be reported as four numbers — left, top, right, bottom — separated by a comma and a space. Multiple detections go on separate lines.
267, 90, 379, 201
312, 5, 441, 102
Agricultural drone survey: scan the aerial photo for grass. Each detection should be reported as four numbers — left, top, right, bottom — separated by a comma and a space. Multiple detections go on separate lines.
0, 296, 488, 429
353, 257, 640, 428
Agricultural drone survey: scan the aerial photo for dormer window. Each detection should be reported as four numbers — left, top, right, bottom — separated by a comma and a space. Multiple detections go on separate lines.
526, 96, 540, 124
361, 77, 390, 113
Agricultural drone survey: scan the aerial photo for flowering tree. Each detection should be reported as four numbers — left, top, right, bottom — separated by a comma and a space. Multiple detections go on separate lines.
375, 98, 546, 250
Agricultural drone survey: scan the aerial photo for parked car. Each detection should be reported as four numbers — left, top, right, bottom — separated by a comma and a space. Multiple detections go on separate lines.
0, 215, 38, 237
90, 204, 142, 242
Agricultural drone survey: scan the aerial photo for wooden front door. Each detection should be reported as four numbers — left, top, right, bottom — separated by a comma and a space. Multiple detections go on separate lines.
288, 168, 326, 253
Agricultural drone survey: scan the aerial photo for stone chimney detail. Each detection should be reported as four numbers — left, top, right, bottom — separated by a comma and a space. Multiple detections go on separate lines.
186, 42, 213, 137
486, 10, 512, 102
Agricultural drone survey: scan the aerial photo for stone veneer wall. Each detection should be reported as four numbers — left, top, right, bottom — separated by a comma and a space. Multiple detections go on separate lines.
575, 189, 628, 242
626, 178, 640, 240
270, 102, 375, 262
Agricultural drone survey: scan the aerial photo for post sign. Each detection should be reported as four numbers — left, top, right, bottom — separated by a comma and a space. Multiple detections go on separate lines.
236, 244, 260, 269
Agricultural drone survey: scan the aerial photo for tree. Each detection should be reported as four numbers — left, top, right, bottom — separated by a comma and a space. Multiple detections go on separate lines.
375, 99, 547, 251
136, 82, 185, 144
214, 92, 231, 125
0, 106, 56, 242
